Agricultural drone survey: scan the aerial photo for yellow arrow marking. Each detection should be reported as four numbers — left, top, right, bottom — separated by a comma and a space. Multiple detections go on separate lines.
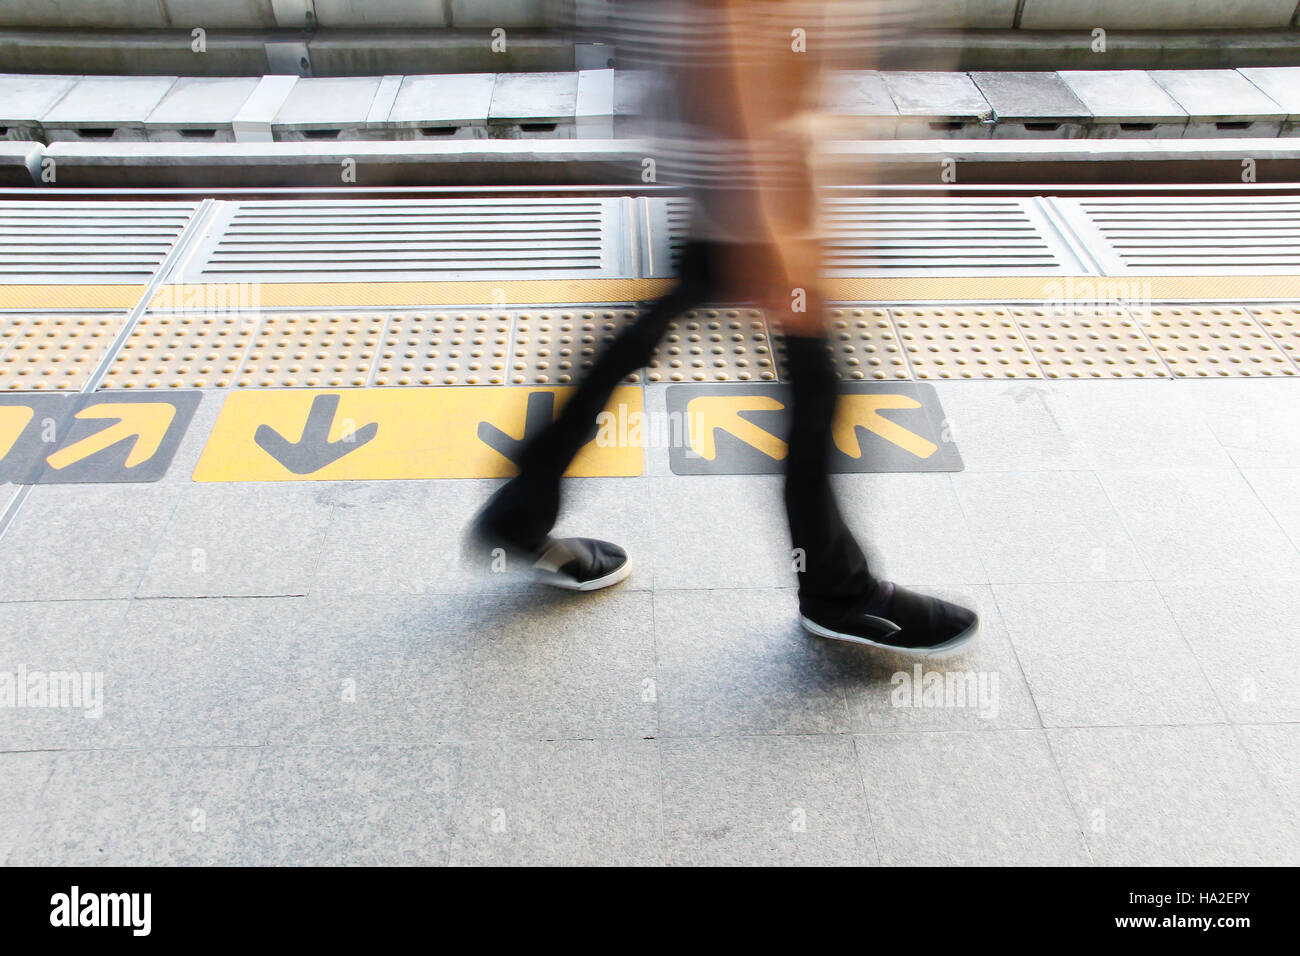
0, 405, 34, 461
833, 394, 938, 460
46, 403, 176, 470
194, 387, 643, 481
687, 396, 788, 461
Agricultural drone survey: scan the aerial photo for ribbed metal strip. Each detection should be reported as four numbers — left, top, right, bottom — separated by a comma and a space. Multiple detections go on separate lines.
823, 199, 1082, 275
644, 196, 1090, 278
1053, 197, 1300, 275
0, 201, 198, 284
175, 199, 629, 283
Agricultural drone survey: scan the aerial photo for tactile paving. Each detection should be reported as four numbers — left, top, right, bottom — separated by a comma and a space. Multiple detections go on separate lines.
1131, 306, 1296, 378
68, 301, 1300, 391
1246, 305, 1300, 369
769, 308, 913, 381
101, 313, 259, 389
511, 308, 640, 385
829, 308, 912, 381
1011, 306, 1170, 379
648, 308, 777, 383
237, 313, 387, 388
373, 312, 511, 386
0, 313, 126, 391
890, 307, 1042, 380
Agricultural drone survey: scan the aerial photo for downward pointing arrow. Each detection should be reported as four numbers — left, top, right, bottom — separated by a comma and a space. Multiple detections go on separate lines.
477, 390, 599, 465
477, 391, 556, 464
46, 403, 176, 470
833, 394, 938, 460
254, 394, 378, 475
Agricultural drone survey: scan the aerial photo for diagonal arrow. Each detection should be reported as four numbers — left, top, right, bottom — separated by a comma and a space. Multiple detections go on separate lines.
254, 394, 377, 475
476, 391, 600, 466
46, 403, 176, 471
686, 395, 788, 461
0, 405, 34, 462
832, 394, 938, 460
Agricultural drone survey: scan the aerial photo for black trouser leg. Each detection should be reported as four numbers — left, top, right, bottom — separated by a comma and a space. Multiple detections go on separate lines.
477, 240, 719, 551
781, 333, 878, 616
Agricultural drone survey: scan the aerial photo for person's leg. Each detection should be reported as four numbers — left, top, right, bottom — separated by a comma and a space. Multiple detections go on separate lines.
474, 239, 718, 556
709, 0, 978, 655
780, 318, 877, 612
780, 318, 979, 654
764, 264, 979, 655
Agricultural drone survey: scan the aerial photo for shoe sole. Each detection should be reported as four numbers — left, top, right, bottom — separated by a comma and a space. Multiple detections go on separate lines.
799, 613, 980, 659
533, 557, 633, 592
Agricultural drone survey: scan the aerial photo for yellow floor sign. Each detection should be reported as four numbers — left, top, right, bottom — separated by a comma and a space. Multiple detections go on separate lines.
194, 387, 644, 482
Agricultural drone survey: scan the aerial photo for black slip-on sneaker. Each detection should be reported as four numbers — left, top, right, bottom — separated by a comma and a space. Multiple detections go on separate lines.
469, 489, 631, 592
528, 536, 632, 591
799, 581, 979, 658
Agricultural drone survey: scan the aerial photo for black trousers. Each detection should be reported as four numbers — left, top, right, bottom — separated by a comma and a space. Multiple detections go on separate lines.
493, 239, 878, 613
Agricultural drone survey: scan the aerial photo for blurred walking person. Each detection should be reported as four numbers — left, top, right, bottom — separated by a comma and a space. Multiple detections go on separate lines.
472, 0, 978, 655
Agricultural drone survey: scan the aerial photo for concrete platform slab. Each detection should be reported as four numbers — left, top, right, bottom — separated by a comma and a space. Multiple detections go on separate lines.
42, 75, 178, 142
1048, 725, 1299, 866
1059, 70, 1189, 139
856, 729, 1091, 866
1148, 69, 1287, 137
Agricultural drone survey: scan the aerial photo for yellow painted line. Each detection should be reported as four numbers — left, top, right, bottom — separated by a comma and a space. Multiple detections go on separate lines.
148, 280, 677, 310
194, 386, 644, 482
146, 275, 1300, 308
831, 275, 1300, 303
2, 277, 1297, 314
0, 285, 145, 310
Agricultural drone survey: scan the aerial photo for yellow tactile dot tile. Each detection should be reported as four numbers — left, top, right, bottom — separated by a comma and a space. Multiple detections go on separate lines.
237, 313, 387, 388
101, 313, 258, 389
0, 313, 125, 391
1246, 305, 1300, 367
1010, 306, 1170, 380
827, 308, 912, 381
373, 312, 510, 386
511, 309, 638, 385
770, 308, 911, 381
649, 308, 776, 383
1131, 306, 1295, 378
889, 307, 1041, 380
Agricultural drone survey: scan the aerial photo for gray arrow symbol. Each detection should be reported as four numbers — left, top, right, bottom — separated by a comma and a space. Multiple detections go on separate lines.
254, 394, 377, 475
477, 390, 598, 465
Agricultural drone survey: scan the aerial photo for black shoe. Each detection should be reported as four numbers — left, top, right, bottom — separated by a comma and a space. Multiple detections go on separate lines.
526, 536, 632, 591
470, 489, 632, 592
800, 581, 979, 658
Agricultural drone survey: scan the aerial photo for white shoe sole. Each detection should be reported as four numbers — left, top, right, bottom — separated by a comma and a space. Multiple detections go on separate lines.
533, 557, 632, 592
800, 613, 980, 659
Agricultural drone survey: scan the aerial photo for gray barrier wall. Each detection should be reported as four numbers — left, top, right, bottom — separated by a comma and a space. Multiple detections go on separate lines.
7, 68, 1300, 145
0, 0, 1297, 31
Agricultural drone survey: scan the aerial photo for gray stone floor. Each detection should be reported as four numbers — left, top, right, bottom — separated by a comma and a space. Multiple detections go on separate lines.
2, 378, 1299, 865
